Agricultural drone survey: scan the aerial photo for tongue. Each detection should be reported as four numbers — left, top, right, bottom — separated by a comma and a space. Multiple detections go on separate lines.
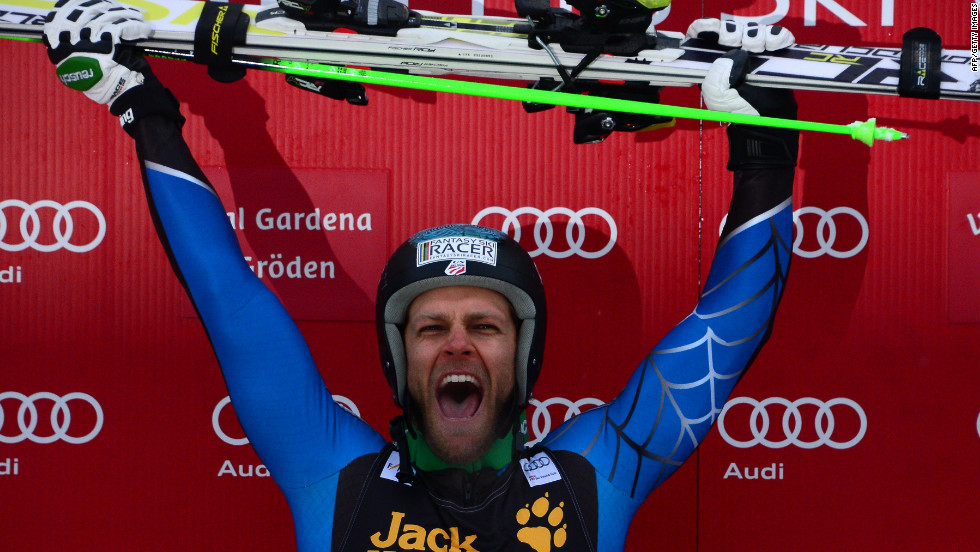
438, 384, 481, 419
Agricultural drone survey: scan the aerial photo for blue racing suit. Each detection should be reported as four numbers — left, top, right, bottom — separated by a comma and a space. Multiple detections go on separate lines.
132, 109, 794, 551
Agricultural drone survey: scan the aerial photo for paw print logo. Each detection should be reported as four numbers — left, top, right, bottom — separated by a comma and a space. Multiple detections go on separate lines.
515, 493, 567, 552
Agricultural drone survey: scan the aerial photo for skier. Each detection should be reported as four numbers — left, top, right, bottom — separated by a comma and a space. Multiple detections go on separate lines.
43, 0, 799, 550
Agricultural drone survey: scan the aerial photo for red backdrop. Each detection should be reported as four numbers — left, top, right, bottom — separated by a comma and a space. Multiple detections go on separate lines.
1, 0, 978, 550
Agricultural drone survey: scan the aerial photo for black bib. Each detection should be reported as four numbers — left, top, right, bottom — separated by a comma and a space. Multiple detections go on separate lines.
333, 446, 598, 552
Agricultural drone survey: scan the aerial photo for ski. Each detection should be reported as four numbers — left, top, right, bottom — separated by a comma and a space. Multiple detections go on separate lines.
2, 0, 978, 102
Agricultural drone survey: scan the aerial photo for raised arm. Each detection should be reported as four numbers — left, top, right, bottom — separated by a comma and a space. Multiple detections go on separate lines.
43, 0, 384, 488
545, 20, 798, 508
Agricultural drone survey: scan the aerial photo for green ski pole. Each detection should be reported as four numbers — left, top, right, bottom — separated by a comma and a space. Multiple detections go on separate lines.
247, 57, 908, 147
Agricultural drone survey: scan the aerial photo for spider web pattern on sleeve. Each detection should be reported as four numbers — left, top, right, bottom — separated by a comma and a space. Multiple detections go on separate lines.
545, 198, 793, 500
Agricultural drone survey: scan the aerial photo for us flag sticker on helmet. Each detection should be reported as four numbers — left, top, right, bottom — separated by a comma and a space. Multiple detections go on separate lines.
444, 259, 467, 275
415, 236, 498, 267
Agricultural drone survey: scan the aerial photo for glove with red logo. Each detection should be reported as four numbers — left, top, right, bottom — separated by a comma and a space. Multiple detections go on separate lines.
43, 0, 183, 135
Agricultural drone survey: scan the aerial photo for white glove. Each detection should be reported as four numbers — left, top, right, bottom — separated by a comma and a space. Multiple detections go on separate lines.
688, 18, 795, 114
702, 52, 759, 115
43, 0, 151, 106
686, 18, 795, 53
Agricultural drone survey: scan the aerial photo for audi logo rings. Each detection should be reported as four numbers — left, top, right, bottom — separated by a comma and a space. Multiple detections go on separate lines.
793, 206, 868, 259
213, 395, 361, 445
471, 206, 617, 259
527, 397, 605, 443
522, 456, 552, 472
717, 397, 867, 450
0, 199, 106, 253
719, 206, 868, 258
213, 397, 249, 446
0, 391, 104, 444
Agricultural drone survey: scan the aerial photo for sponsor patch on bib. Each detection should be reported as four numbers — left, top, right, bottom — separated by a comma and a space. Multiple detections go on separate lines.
379, 450, 410, 485
520, 452, 562, 487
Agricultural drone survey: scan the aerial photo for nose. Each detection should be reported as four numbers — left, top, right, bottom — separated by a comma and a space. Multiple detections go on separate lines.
442, 325, 474, 356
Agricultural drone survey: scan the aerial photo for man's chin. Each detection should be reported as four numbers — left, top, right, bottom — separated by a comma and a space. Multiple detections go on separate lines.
424, 414, 496, 465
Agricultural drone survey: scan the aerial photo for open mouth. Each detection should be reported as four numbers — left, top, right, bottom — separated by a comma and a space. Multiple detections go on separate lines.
436, 374, 484, 420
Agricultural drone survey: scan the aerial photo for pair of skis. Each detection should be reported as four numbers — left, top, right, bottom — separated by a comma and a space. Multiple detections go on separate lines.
3, 0, 976, 143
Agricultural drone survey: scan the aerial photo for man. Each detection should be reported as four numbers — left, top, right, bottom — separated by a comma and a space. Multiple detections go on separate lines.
43, 0, 799, 549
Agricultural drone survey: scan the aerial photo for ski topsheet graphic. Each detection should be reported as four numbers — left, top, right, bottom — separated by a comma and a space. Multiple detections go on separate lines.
2, 0, 978, 103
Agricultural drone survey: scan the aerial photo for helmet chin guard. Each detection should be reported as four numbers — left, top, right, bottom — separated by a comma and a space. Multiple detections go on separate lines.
376, 225, 547, 408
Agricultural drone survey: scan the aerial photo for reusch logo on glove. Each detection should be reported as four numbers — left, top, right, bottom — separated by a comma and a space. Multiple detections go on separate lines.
56, 57, 102, 91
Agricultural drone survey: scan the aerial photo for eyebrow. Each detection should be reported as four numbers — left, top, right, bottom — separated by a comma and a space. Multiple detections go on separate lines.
408, 310, 513, 329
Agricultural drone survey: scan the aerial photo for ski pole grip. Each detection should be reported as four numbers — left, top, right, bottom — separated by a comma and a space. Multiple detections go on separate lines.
193, 2, 250, 83
898, 27, 942, 99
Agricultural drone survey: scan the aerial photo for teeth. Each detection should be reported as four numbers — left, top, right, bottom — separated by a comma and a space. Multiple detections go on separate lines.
439, 374, 479, 388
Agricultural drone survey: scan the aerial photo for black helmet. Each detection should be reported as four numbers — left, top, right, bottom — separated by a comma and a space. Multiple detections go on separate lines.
376, 224, 546, 409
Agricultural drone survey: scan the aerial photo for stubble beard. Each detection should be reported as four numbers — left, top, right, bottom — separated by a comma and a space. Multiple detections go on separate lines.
412, 390, 515, 466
